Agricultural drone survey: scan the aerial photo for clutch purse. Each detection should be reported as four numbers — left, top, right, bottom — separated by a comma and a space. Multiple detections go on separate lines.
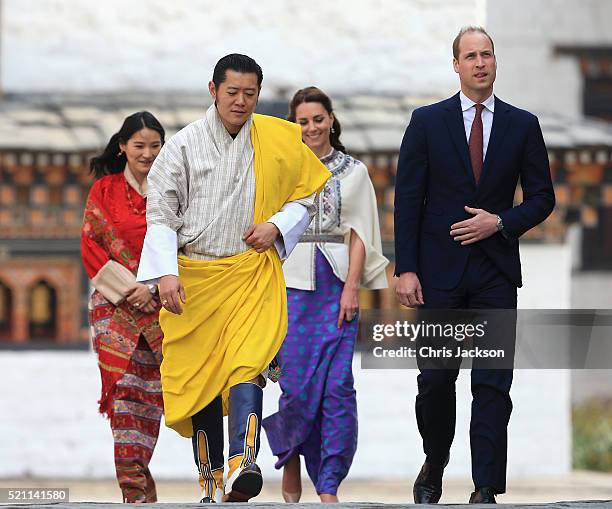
91, 260, 137, 305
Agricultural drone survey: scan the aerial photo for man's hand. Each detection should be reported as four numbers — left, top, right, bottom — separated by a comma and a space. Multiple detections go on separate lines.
243, 223, 280, 253
450, 206, 498, 245
395, 272, 424, 308
159, 275, 186, 315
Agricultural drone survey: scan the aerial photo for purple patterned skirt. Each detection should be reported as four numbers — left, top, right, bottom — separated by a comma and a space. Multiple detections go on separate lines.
262, 249, 358, 495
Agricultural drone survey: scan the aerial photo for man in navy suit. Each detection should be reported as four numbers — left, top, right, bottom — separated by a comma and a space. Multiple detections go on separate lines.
394, 26, 555, 504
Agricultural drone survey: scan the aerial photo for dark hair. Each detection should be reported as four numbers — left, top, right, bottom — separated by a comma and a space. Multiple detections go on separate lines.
89, 111, 165, 179
287, 86, 346, 153
452, 26, 495, 59
212, 54, 263, 88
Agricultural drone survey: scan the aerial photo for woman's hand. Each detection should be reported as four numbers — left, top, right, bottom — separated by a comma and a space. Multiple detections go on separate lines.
125, 283, 153, 312
140, 300, 158, 314
337, 284, 359, 328
336, 229, 366, 328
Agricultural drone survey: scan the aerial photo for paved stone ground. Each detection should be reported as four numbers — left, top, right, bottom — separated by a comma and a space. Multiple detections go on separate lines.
1, 472, 612, 506
2, 502, 612, 509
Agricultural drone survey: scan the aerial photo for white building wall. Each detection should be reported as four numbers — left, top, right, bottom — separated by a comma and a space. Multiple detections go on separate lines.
1, 0, 481, 97
487, 0, 612, 118
3, 1, 611, 114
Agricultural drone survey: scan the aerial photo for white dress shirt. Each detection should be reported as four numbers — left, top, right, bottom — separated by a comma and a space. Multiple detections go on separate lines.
460, 91, 495, 160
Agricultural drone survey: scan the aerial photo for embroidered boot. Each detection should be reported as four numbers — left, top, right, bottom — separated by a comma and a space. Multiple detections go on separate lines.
224, 382, 264, 502
192, 396, 225, 503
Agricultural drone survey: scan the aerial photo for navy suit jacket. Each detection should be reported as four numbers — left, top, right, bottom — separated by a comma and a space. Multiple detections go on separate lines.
394, 93, 555, 289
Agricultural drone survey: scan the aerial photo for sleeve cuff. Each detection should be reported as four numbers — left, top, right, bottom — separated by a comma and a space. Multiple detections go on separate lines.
498, 211, 513, 241
291, 192, 317, 220
136, 224, 179, 282
267, 202, 311, 260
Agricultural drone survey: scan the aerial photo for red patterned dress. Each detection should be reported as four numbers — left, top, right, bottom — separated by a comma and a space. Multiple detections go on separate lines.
81, 172, 164, 503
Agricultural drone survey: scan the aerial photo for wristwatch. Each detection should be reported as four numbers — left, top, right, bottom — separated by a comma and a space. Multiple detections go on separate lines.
495, 215, 504, 232
147, 283, 158, 296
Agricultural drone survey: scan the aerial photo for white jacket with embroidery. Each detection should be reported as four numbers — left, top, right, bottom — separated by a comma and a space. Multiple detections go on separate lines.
282, 150, 389, 290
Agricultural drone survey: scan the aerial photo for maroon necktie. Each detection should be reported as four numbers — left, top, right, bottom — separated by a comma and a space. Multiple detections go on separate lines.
469, 103, 484, 184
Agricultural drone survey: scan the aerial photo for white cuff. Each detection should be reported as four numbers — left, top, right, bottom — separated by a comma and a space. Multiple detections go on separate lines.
267, 202, 311, 260
136, 224, 179, 283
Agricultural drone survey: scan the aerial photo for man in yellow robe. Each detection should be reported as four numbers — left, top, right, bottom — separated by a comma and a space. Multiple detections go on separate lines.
137, 54, 330, 503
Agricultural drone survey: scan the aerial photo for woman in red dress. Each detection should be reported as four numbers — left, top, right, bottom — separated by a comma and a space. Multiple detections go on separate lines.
81, 111, 165, 503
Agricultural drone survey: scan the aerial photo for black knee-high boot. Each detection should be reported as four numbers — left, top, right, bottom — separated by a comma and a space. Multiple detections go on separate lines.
225, 382, 264, 502
192, 396, 224, 503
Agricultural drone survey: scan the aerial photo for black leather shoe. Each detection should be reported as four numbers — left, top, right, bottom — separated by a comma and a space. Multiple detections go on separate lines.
199, 497, 216, 503
413, 458, 447, 504
224, 463, 263, 502
469, 487, 497, 504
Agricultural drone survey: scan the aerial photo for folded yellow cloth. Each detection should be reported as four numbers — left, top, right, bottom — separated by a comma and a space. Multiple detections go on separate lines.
159, 113, 330, 437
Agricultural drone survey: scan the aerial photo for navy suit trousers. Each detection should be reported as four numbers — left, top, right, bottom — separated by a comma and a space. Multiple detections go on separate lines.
416, 247, 516, 494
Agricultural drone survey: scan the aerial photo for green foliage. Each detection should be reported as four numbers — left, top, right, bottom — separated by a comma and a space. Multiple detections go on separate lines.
573, 398, 612, 472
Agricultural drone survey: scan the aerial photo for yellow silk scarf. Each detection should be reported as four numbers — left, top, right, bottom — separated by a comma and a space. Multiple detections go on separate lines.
159, 113, 330, 437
